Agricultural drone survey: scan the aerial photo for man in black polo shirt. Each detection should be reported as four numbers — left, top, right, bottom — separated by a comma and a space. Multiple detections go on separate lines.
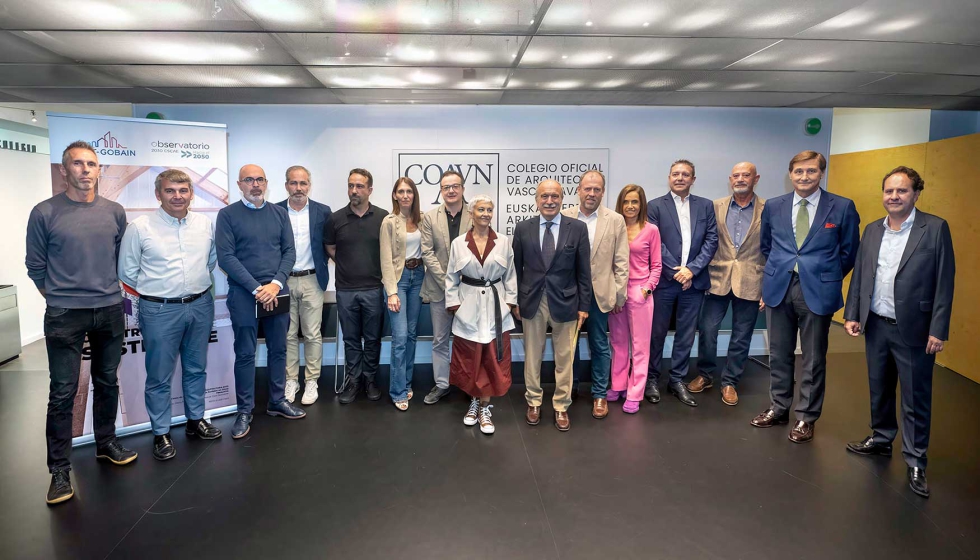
327, 168, 389, 404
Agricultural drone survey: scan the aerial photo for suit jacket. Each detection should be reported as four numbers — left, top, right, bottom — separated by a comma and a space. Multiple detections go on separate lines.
512, 214, 592, 323
420, 204, 472, 303
276, 199, 332, 290
561, 205, 629, 312
708, 194, 766, 301
646, 192, 719, 292
843, 210, 955, 347
760, 190, 860, 316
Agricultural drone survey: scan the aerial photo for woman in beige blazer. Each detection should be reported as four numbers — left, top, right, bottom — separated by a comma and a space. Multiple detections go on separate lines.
380, 177, 425, 410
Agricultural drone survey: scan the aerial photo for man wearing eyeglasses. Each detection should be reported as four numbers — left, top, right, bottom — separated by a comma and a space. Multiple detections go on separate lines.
419, 170, 471, 404
751, 151, 860, 444
216, 164, 305, 440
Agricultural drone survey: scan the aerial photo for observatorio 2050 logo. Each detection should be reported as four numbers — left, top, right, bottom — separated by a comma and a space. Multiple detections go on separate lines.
151, 139, 211, 160
91, 131, 136, 157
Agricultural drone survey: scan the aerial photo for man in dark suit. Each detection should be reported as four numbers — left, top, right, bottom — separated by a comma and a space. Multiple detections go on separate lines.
513, 180, 592, 432
752, 150, 860, 444
645, 159, 719, 407
276, 165, 332, 406
843, 166, 954, 499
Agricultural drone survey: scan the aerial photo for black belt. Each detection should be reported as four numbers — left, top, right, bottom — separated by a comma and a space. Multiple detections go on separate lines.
140, 290, 209, 304
460, 274, 506, 362
290, 269, 316, 277
405, 258, 423, 269
870, 312, 898, 325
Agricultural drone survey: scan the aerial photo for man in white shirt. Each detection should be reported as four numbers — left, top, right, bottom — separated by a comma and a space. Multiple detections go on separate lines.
277, 166, 332, 406
119, 169, 222, 462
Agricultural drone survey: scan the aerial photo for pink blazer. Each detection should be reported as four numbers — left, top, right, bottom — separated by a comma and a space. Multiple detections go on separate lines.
628, 222, 662, 294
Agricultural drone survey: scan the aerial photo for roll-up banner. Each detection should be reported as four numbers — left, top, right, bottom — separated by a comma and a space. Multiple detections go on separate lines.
46, 113, 236, 446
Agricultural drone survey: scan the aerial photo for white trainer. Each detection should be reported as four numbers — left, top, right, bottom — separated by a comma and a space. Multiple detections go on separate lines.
463, 397, 480, 426
301, 380, 319, 405
479, 404, 495, 435
284, 379, 299, 403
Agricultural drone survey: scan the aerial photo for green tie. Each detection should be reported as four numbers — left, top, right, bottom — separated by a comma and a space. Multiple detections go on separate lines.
794, 199, 809, 272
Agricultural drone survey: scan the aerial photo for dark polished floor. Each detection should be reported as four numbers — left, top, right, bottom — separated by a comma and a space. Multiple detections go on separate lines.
1, 327, 978, 560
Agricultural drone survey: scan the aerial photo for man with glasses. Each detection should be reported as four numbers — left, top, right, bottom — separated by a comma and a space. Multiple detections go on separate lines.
327, 168, 389, 404
752, 151, 860, 444
419, 170, 471, 404
217, 164, 305, 440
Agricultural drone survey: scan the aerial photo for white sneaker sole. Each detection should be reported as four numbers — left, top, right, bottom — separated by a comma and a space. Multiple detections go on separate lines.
480, 425, 495, 435
301, 394, 318, 405
463, 416, 478, 426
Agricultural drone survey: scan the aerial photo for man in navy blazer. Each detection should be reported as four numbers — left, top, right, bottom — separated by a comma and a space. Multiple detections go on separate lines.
276, 166, 332, 406
513, 180, 592, 432
645, 160, 719, 407
751, 150, 860, 444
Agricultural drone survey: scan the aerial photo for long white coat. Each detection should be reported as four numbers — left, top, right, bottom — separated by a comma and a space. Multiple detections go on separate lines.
445, 231, 518, 343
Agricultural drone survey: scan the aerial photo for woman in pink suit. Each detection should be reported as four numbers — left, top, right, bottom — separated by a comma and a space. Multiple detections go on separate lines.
607, 185, 662, 413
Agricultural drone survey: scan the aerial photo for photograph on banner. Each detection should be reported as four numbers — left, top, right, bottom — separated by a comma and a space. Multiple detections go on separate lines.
46, 113, 235, 441
394, 149, 609, 235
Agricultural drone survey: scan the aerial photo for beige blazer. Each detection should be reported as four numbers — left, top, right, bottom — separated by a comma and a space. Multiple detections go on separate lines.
561, 205, 629, 312
380, 212, 424, 296
707, 194, 766, 300
419, 203, 471, 303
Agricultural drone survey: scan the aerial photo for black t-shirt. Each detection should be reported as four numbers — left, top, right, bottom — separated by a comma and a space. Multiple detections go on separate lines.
324, 203, 389, 290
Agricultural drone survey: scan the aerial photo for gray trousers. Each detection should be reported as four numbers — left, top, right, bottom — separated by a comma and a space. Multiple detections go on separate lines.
429, 298, 452, 389
767, 274, 832, 423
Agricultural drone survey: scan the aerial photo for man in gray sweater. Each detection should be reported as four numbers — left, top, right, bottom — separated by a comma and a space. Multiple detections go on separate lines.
26, 140, 138, 506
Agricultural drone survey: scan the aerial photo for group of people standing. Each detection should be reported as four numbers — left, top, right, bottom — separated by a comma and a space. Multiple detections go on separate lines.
27, 141, 955, 506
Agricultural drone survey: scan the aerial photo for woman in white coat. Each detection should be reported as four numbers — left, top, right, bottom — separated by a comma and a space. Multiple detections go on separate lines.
446, 195, 518, 435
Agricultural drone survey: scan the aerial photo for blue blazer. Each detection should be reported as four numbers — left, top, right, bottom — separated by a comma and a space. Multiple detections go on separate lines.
276, 198, 333, 291
646, 193, 718, 292
760, 190, 860, 316
512, 215, 592, 323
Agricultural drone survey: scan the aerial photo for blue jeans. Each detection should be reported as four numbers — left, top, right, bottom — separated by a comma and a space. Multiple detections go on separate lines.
696, 291, 759, 388
572, 295, 611, 398
387, 267, 423, 401
227, 284, 289, 414
139, 293, 214, 435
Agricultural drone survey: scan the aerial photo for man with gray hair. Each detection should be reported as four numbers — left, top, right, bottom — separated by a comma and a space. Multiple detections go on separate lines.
119, 169, 223, 462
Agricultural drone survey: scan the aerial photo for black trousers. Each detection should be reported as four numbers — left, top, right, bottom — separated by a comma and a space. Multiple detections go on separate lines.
767, 274, 832, 423
865, 314, 935, 469
44, 303, 124, 472
336, 288, 385, 384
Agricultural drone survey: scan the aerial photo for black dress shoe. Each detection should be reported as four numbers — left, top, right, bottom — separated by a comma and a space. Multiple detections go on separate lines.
46, 470, 73, 505
231, 413, 252, 439
339, 379, 360, 405
95, 439, 138, 465
908, 467, 930, 498
645, 381, 661, 404
186, 419, 222, 440
570, 384, 580, 401
846, 436, 892, 457
366, 380, 382, 401
152, 434, 176, 461
668, 381, 698, 407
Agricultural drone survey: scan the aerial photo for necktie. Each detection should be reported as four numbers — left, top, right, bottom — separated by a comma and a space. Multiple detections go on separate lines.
794, 199, 809, 272
542, 221, 556, 268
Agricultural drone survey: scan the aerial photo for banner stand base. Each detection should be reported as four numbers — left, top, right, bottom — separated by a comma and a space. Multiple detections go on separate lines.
70, 405, 239, 447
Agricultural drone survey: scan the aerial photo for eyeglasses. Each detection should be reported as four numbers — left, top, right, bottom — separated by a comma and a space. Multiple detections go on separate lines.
240, 176, 267, 185
441, 183, 463, 192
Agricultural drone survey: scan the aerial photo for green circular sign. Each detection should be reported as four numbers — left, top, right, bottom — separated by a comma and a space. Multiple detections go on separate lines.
145, 112, 165, 120
804, 118, 822, 135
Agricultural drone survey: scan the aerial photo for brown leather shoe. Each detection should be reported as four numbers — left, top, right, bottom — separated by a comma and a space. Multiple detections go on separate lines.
721, 385, 739, 406
788, 420, 814, 443
687, 375, 713, 393
750, 408, 789, 428
592, 398, 608, 419
525, 405, 541, 426
554, 411, 570, 432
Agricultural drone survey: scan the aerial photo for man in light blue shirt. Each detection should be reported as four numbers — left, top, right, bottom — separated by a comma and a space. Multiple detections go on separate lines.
119, 169, 223, 461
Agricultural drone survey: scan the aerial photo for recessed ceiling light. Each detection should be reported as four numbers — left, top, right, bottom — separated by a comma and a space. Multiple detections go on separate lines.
529, 19, 534, 24
385, 51, 391, 56
422, 17, 430, 25
345, 51, 351, 56
643, 22, 650, 27
474, 18, 482, 24
512, 53, 517, 58
561, 54, 568, 59
607, 55, 613, 59
585, 21, 593, 26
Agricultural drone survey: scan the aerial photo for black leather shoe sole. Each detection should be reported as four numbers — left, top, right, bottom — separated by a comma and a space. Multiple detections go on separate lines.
95, 452, 138, 466
909, 481, 931, 498
46, 487, 73, 505
366, 390, 382, 401
846, 443, 892, 456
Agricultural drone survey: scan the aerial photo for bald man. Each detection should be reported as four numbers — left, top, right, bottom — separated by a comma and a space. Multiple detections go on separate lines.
513, 180, 592, 432
217, 164, 306, 440
691, 162, 766, 406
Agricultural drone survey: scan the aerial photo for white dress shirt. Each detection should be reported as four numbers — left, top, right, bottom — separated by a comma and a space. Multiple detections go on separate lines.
871, 208, 916, 320
792, 188, 822, 239
118, 208, 217, 298
539, 214, 562, 249
287, 201, 315, 272
671, 192, 692, 267
577, 208, 598, 247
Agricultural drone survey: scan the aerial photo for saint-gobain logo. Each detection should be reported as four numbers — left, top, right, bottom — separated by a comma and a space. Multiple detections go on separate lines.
90, 131, 136, 157
396, 152, 500, 207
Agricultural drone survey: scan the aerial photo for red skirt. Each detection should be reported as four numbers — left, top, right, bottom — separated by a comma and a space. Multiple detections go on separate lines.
449, 333, 512, 398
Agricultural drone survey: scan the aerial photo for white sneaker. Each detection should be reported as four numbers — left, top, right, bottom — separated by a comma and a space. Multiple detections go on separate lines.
463, 397, 480, 426
479, 404, 495, 435
301, 380, 319, 405
284, 379, 299, 403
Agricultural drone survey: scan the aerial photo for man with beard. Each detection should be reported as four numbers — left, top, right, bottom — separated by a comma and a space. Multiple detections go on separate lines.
217, 164, 305, 440
690, 162, 766, 406
327, 168, 389, 404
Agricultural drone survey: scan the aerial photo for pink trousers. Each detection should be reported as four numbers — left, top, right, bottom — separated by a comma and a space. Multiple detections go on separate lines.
608, 283, 654, 402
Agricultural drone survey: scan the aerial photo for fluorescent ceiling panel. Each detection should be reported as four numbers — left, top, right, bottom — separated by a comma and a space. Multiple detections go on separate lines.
520, 37, 775, 70
308, 67, 509, 89
277, 33, 526, 67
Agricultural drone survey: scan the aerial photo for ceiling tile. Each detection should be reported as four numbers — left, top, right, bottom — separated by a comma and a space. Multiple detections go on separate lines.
0, 87, 175, 103
796, 0, 980, 45
277, 33, 525, 67
792, 93, 980, 109
307, 67, 509, 90
0, 31, 71, 63
500, 90, 669, 105
149, 87, 343, 104
854, 73, 980, 96
654, 91, 831, 107
0, 64, 131, 87
0, 0, 261, 31
96, 65, 321, 88
520, 37, 776, 70
508, 69, 695, 91
331, 89, 504, 104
